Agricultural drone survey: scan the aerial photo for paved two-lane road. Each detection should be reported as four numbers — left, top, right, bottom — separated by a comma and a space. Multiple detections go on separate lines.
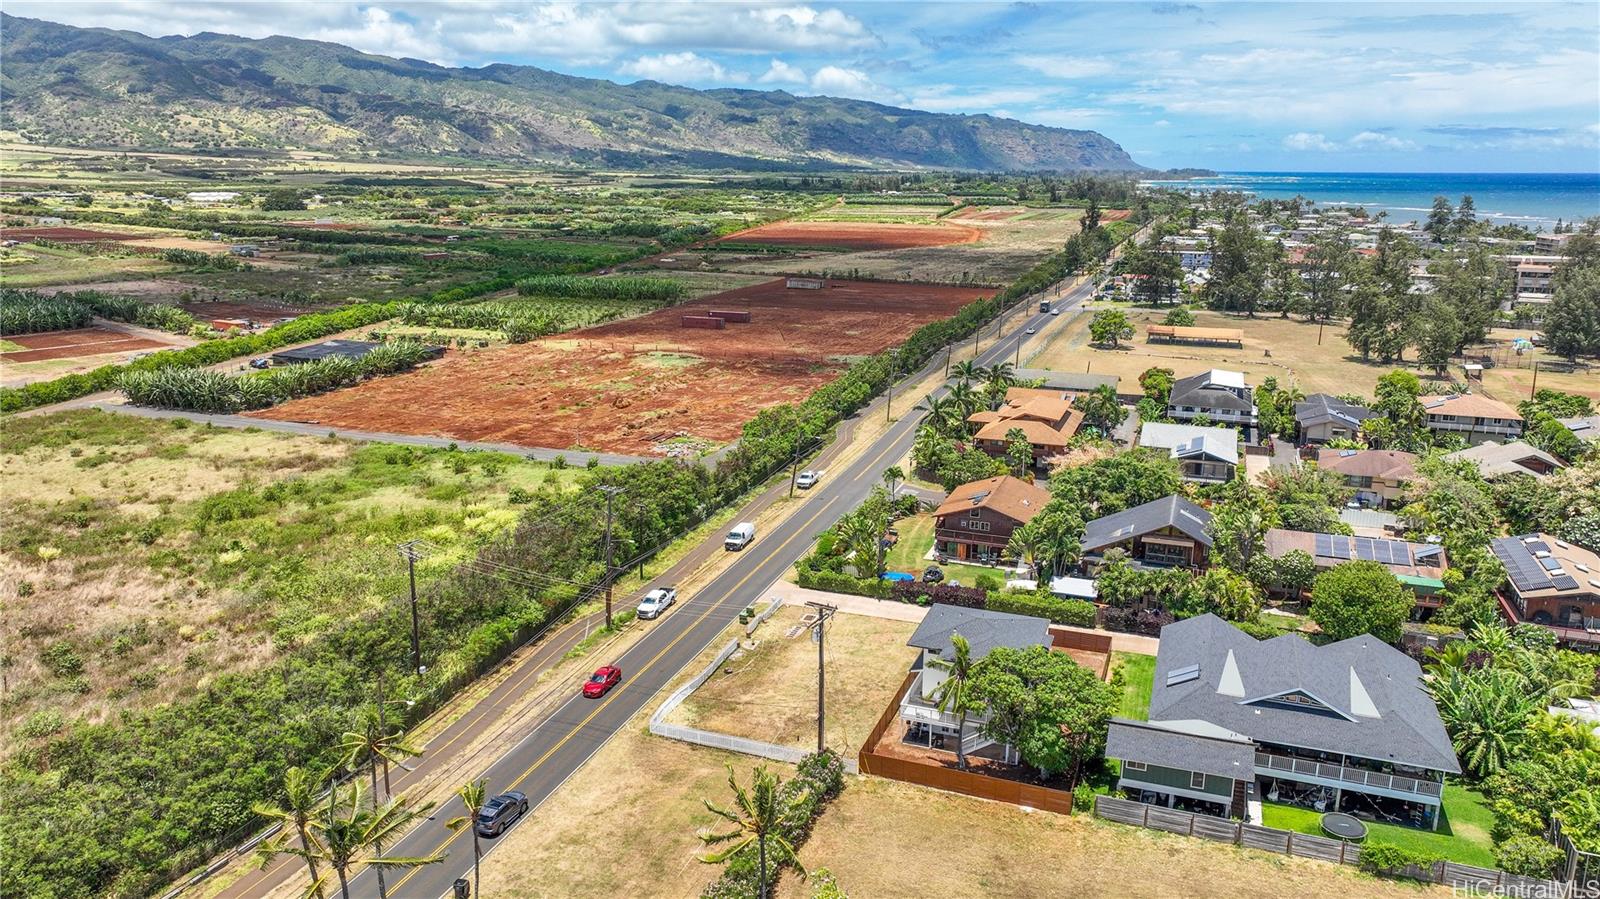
322, 275, 1098, 899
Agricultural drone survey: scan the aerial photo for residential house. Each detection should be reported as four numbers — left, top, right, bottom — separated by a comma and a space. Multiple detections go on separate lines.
1293, 394, 1376, 445
1138, 422, 1239, 484
969, 386, 1084, 467
932, 475, 1050, 564
1446, 441, 1565, 479
1489, 535, 1600, 649
1314, 449, 1418, 509
1261, 529, 1449, 612
1558, 415, 1600, 447
1107, 614, 1462, 827
1082, 495, 1213, 570
898, 605, 1051, 758
1167, 369, 1258, 442
1418, 393, 1523, 444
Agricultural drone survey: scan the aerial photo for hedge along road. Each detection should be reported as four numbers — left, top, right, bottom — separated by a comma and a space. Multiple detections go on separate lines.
324, 273, 1099, 899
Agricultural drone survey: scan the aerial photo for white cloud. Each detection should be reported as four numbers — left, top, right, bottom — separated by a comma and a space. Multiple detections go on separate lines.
1014, 55, 1115, 79
807, 66, 901, 103
1349, 130, 1418, 151
1022, 108, 1105, 128
758, 58, 809, 84
618, 52, 737, 85
908, 86, 1054, 113
1282, 132, 1339, 152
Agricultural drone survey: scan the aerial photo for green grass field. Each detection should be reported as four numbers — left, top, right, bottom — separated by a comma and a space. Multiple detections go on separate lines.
882, 511, 1008, 585
1260, 785, 1496, 867
1113, 652, 1155, 720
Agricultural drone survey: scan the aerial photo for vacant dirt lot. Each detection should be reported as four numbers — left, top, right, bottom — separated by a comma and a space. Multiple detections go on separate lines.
669, 605, 918, 751
719, 220, 982, 250
722, 206, 1084, 284
252, 278, 992, 454
1, 327, 170, 362
1032, 307, 1600, 403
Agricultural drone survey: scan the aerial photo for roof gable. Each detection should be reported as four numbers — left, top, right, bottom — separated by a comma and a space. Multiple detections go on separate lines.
1083, 495, 1214, 552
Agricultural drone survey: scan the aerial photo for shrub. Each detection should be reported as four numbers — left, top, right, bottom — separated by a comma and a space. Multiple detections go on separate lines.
889, 581, 987, 608
1101, 607, 1174, 636
1494, 834, 1563, 878
40, 641, 85, 677
1356, 843, 1439, 880
987, 592, 1097, 627
18, 709, 65, 739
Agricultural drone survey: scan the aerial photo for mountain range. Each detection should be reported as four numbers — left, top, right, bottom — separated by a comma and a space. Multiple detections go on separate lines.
0, 14, 1144, 172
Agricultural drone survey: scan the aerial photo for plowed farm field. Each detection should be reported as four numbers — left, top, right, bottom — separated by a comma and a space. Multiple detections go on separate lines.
2, 327, 169, 362
250, 278, 992, 455
718, 221, 982, 251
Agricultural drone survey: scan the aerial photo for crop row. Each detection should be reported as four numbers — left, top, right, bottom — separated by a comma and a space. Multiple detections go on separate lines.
118, 340, 437, 413
397, 299, 633, 341
0, 289, 197, 335
513, 274, 686, 303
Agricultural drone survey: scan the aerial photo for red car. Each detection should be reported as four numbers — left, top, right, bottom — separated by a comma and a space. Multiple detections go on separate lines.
583, 665, 621, 698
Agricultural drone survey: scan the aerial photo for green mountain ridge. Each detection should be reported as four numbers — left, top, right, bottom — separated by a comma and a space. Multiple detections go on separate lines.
0, 14, 1145, 172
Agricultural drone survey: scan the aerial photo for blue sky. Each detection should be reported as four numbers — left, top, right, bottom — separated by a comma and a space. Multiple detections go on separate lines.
13, 1, 1600, 172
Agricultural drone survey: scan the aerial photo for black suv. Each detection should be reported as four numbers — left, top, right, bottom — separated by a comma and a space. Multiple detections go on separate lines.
474, 791, 529, 837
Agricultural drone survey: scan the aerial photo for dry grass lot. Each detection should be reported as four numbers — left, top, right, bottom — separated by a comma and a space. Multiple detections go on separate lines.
1032, 306, 1600, 403
784, 777, 1449, 899
669, 605, 919, 751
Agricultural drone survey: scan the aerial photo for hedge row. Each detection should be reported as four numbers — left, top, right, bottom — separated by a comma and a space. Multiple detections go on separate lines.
118, 340, 437, 413
795, 567, 1097, 627
0, 273, 520, 414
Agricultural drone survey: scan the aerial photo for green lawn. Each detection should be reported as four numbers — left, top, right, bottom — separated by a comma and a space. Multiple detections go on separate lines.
882, 512, 1008, 586
1113, 652, 1155, 720
1259, 785, 1496, 867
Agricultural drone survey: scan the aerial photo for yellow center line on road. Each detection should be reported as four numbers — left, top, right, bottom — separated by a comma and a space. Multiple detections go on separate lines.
386, 493, 843, 894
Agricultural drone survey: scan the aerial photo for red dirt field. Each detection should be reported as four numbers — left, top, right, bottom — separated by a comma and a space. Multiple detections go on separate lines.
718, 220, 983, 251
251, 278, 993, 455
1100, 209, 1133, 222
2, 327, 169, 362
2, 227, 143, 242
178, 300, 326, 321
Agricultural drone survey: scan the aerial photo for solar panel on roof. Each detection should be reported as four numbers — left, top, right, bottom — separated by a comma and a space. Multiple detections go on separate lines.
1332, 536, 1352, 560
1540, 557, 1563, 571
1166, 664, 1201, 687
1529, 541, 1551, 553
1552, 574, 1580, 591
1355, 538, 1375, 561
1315, 533, 1333, 558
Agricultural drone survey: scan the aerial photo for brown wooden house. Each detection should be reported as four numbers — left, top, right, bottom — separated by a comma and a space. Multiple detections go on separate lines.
932, 475, 1050, 564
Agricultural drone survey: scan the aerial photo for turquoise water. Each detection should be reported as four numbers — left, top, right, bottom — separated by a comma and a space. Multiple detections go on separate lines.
1140, 172, 1600, 229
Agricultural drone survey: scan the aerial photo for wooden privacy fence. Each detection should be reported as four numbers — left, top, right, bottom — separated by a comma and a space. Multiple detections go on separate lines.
1095, 796, 1572, 897
856, 671, 1073, 815
1048, 626, 1114, 679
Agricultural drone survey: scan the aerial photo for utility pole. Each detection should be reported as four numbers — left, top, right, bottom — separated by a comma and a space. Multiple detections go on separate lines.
805, 601, 838, 753
596, 485, 625, 629
397, 541, 423, 677
1530, 361, 1539, 397
886, 359, 896, 422
944, 348, 951, 378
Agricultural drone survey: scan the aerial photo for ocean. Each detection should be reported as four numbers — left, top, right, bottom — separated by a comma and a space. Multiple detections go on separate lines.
1139, 171, 1600, 230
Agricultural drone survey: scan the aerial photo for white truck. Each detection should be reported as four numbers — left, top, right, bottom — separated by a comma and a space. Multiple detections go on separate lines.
724, 522, 756, 551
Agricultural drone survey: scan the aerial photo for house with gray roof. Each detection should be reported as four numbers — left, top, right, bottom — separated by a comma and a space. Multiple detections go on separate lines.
899, 605, 1051, 759
1082, 495, 1213, 570
1558, 414, 1600, 446
1446, 440, 1565, 479
1294, 394, 1376, 445
1139, 422, 1239, 483
1107, 614, 1461, 828
1167, 369, 1258, 442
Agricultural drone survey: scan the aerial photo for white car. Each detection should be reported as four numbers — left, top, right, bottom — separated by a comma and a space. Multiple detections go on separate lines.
1025, 327, 1037, 334
1050, 309, 1061, 316
636, 586, 678, 619
796, 470, 820, 489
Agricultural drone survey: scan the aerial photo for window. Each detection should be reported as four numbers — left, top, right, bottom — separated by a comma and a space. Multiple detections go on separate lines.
1125, 760, 1147, 772
1190, 771, 1206, 790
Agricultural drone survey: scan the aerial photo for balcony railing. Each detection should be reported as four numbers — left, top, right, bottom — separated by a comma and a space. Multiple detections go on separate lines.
1254, 751, 1443, 799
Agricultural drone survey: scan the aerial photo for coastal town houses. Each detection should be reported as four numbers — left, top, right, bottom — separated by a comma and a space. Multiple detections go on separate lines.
968, 386, 1083, 468
1081, 495, 1213, 571
1107, 615, 1461, 828
1314, 448, 1418, 509
932, 475, 1050, 565
1260, 529, 1449, 612
1166, 369, 1259, 442
1138, 422, 1239, 484
1293, 394, 1376, 445
1418, 393, 1524, 445
1489, 534, 1600, 649
1446, 440, 1565, 479
897, 605, 1050, 759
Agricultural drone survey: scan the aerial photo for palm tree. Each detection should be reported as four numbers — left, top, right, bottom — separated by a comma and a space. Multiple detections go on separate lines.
951, 359, 981, 383
915, 395, 960, 437
930, 633, 982, 770
300, 783, 443, 899
444, 779, 489, 899
984, 361, 1015, 391
947, 380, 981, 420
253, 766, 334, 899
835, 510, 883, 579
699, 765, 811, 899
339, 716, 422, 899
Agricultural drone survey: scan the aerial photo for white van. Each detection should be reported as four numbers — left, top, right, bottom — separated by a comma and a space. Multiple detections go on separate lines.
725, 522, 756, 551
